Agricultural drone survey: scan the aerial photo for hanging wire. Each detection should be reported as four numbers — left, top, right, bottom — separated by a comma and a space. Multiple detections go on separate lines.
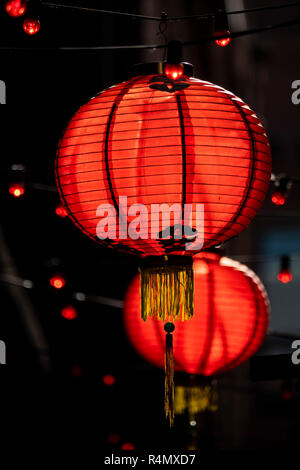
1, 15, 300, 52
41, 1, 300, 22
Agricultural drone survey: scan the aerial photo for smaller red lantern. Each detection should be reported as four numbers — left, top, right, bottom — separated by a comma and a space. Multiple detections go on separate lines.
6, 0, 27, 17
214, 30, 231, 47
9, 182, 24, 198
61, 305, 77, 320
23, 18, 40, 35
50, 274, 66, 289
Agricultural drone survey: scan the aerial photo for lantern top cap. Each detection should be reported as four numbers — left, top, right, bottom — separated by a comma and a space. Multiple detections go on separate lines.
132, 61, 194, 78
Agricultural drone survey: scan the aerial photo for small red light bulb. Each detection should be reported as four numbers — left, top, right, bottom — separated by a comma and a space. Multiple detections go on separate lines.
103, 374, 115, 386
6, 0, 27, 17
164, 63, 184, 80
121, 442, 135, 451
215, 30, 231, 47
9, 183, 25, 198
50, 275, 66, 289
23, 18, 40, 35
55, 205, 68, 218
277, 270, 293, 284
61, 305, 77, 320
271, 191, 286, 206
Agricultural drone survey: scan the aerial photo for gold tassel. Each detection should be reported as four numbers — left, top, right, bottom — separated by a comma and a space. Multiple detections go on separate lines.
139, 256, 194, 321
164, 322, 175, 427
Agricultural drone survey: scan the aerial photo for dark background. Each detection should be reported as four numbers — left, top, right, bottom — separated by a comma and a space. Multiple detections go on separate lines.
0, 0, 300, 452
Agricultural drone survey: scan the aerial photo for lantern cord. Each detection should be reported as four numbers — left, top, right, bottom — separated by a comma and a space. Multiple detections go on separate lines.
41, 1, 300, 22
165, 329, 175, 427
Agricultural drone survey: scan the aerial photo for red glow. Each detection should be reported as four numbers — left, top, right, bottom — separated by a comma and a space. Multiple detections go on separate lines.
56, 75, 271, 257
9, 183, 24, 198
271, 191, 286, 206
121, 443, 135, 451
164, 63, 184, 80
282, 388, 293, 401
103, 374, 115, 386
71, 365, 82, 377
124, 254, 269, 376
108, 433, 120, 445
215, 30, 231, 47
6, 0, 27, 17
23, 18, 40, 35
61, 305, 77, 320
55, 205, 68, 218
277, 270, 293, 284
50, 275, 66, 289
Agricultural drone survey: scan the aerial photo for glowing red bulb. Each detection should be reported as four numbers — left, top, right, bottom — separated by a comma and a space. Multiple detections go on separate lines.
103, 374, 115, 386
277, 270, 293, 284
215, 30, 231, 47
23, 18, 40, 35
9, 183, 24, 198
271, 191, 286, 206
121, 443, 135, 451
55, 205, 68, 218
6, 0, 27, 17
50, 275, 66, 289
164, 63, 184, 80
61, 305, 77, 320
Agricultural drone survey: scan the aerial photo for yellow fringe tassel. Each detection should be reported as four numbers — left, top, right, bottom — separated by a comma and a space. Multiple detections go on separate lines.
140, 264, 194, 321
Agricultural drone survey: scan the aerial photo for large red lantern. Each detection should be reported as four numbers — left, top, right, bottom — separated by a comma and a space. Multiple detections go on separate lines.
56, 62, 271, 321
123, 252, 269, 376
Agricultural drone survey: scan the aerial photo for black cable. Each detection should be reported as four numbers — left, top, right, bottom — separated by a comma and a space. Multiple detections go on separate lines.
41, 1, 162, 21
41, 1, 300, 22
1, 16, 300, 52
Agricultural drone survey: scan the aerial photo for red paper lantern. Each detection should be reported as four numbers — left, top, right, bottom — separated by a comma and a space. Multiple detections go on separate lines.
56, 64, 271, 256
123, 253, 269, 376
56, 63, 271, 322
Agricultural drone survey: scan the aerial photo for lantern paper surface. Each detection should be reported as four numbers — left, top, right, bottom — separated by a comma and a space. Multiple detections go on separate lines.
56, 74, 271, 256
123, 253, 269, 376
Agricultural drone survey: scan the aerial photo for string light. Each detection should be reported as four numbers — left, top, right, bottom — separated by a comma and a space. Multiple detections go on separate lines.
121, 443, 135, 451
23, 18, 40, 35
55, 205, 68, 218
278, 255, 293, 284
9, 164, 26, 198
103, 374, 115, 386
61, 305, 77, 319
214, 10, 231, 47
271, 174, 292, 206
271, 191, 286, 206
214, 31, 231, 47
9, 183, 25, 198
50, 274, 66, 289
5, 0, 27, 17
